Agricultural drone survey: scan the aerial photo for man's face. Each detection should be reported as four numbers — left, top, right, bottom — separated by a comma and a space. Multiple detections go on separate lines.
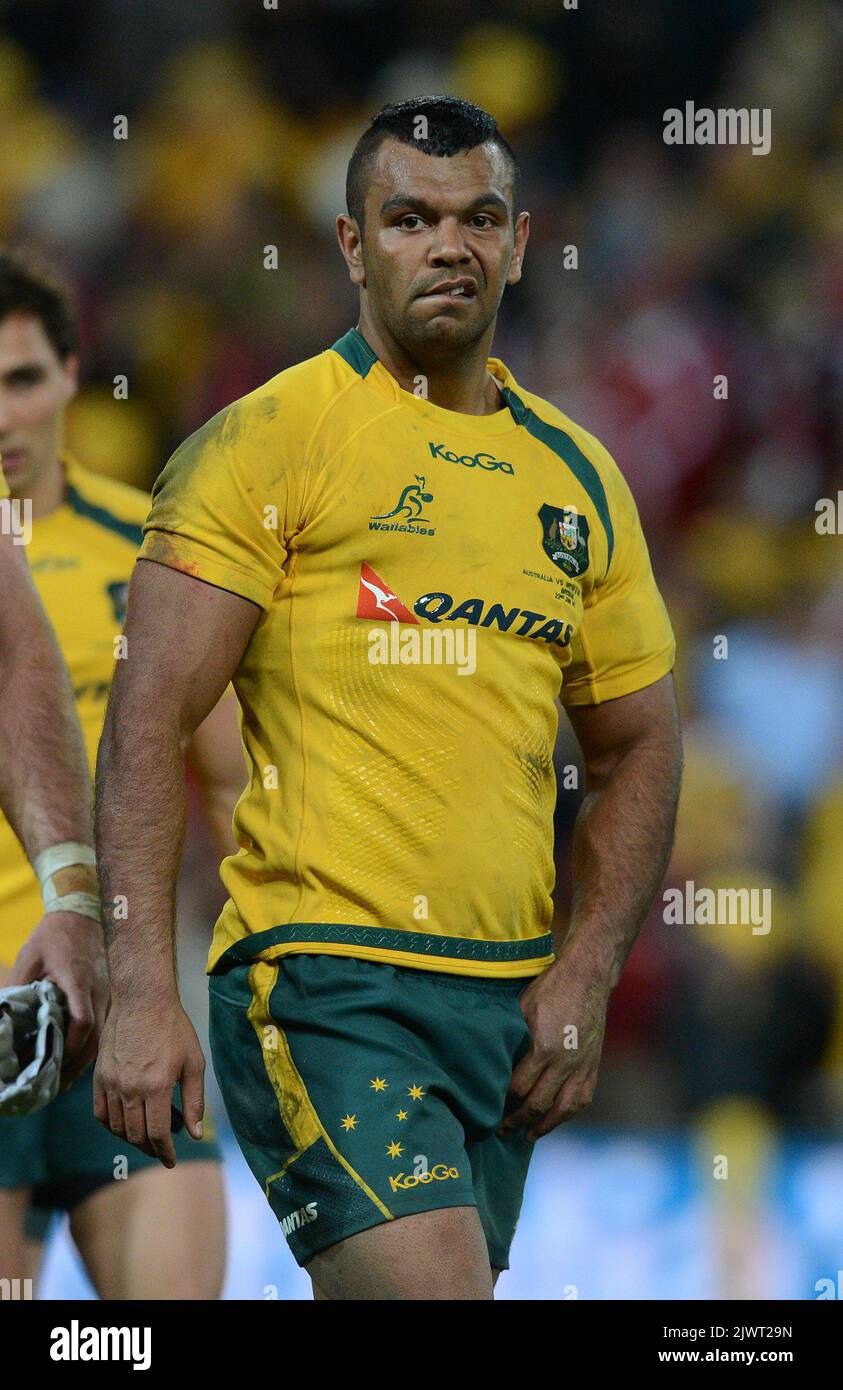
0, 312, 77, 497
342, 138, 529, 359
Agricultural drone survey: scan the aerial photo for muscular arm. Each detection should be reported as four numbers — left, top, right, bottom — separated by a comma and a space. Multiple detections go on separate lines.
0, 532, 92, 856
94, 557, 259, 1161
0, 531, 107, 1076
561, 671, 683, 984
501, 673, 682, 1140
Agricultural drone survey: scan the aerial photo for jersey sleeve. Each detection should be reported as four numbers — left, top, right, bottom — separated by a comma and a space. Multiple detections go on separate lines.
560, 446, 675, 707
139, 396, 292, 611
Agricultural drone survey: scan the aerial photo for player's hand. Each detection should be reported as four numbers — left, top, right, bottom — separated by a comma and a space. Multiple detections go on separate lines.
93, 991, 205, 1168
499, 955, 610, 1141
8, 912, 109, 1087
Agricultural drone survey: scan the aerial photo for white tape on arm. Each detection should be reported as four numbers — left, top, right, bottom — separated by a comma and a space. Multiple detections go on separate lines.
44, 891, 101, 922
32, 842, 100, 921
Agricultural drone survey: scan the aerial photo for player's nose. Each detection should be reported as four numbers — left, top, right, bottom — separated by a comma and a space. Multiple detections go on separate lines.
428, 218, 473, 264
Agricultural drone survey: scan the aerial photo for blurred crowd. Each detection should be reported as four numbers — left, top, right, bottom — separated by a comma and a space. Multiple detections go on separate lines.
1, 0, 841, 1136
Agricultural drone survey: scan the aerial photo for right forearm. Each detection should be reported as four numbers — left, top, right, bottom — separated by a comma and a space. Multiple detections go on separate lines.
95, 699, 188, 1003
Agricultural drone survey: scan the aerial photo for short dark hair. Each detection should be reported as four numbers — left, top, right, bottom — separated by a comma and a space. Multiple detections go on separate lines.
346, 95, 522, 231
0, 247, 78, 360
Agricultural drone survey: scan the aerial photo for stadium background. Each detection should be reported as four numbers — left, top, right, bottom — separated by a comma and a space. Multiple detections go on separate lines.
2, 0, 842, 1299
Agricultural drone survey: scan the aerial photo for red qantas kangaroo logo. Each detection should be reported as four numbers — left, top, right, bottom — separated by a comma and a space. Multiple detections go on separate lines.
356, 563, 418, 623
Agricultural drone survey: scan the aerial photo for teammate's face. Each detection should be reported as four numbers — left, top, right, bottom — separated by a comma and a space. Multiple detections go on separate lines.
0, 313, 77, 498
345, 139, 528, 357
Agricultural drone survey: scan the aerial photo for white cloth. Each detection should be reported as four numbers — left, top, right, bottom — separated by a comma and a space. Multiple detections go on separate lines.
0, 980, 68, 1116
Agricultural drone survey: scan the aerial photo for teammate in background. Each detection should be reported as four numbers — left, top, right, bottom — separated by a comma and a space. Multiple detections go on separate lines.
0, 251, 244, 1299
95, 98, 683, 1300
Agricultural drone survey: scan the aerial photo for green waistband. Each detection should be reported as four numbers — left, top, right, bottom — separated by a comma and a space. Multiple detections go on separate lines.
212, 922, 553, 972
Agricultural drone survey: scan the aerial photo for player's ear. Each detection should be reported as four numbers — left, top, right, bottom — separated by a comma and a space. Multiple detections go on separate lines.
336, 214, 366, 288
507, 211, 530, 286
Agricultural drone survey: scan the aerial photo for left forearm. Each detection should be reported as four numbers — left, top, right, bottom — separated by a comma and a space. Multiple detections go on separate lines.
561, 732, 682, 990
504, 678, 681, 1141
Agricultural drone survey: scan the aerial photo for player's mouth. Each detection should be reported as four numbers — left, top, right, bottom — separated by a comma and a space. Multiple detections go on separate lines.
0, 448, 25, 471
419, 278, 478, 304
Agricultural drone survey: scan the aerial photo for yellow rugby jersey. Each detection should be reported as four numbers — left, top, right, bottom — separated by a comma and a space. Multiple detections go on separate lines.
0, 466, 8, 497
0, 456, 147, 965
141, 327, 675, 979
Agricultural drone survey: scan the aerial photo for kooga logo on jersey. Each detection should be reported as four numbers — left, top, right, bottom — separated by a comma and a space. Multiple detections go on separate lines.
414, 591, 574, 648
428, 442, 514, 475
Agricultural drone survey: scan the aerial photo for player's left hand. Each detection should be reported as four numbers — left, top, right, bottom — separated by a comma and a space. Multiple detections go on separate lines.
499, 955, 611, 1141
8, 912, 110, 1088
93, 992, 206, 1168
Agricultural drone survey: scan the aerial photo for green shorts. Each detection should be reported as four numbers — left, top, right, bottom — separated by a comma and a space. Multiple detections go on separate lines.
0, 1064, 223, 1240
208, 953, 534, 1270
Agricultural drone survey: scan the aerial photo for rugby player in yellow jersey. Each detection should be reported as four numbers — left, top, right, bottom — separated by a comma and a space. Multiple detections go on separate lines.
95, 97, 683, 1300
0, 251, 246, 1299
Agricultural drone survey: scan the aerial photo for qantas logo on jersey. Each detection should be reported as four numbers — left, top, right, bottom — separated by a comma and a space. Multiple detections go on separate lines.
357, 565, 574, 648
415, 591, 575, 647
357, 562, 419, 623
427, 442, 514, 475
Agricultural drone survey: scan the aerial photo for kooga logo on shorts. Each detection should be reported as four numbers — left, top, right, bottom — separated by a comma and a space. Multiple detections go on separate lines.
428, 441, 514, 475
389, 1163, 461, 1192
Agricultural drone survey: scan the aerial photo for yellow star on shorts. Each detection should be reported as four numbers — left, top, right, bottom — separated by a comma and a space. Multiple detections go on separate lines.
370, 1077, 388, 1092
386, 1141, 404, 1159
408, 1084, 425, 1101
396, 1109, 408, 1121
340, 1114, 357, 1132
